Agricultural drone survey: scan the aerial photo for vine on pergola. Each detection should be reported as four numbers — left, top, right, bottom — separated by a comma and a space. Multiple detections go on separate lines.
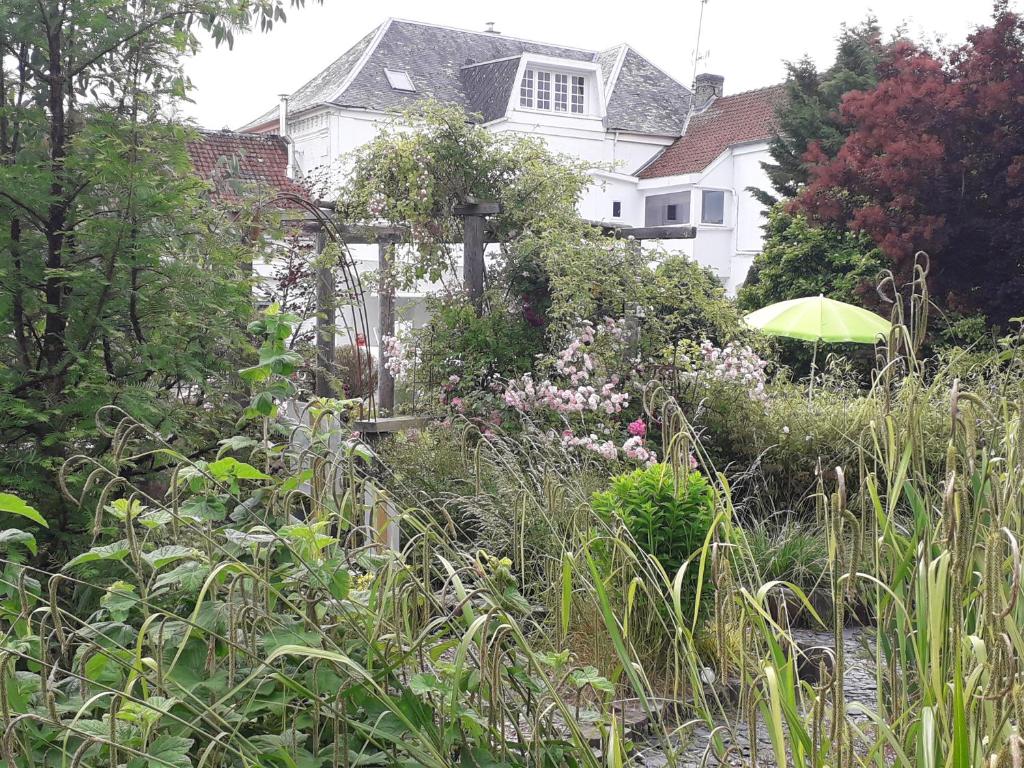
335, 103, 647, 322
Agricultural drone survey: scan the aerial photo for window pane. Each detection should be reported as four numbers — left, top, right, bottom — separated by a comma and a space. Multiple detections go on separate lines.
644, 191, 691, 226
519, 69, 534, 107
612, 201, 621, 218
537, 71, 551, 109
554, 73, 568, 112
384, 69, 416, 91
571, 75, 585, 113
701, 190, 725, 224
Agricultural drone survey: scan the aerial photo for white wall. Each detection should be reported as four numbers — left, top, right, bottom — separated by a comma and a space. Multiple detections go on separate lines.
634, 140, 773, 295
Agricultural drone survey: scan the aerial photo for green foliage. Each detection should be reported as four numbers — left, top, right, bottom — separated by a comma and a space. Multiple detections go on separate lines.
642, 253, 746, 351
240, 305, 303, 421
0, 0, 315, 545
737, 207, 885, 373
592, 463, 714, 597
738, 208, 885, 311
0, 409, 655, 768
340, 101, 592, 289
737, 518, 829, 592
415, 295, 546, 395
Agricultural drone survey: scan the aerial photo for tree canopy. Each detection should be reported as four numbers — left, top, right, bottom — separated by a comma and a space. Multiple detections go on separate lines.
0, 0, 316, 547
793, 5, 1024, 325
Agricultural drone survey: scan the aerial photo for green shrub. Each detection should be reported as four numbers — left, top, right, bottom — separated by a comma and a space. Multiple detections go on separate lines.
642, 253, 746, 352
592, 463, 714, 594
738, 517, 829, 592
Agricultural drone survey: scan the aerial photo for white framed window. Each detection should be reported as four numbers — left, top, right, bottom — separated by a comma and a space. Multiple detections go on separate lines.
571, 75, 585, 113
536, 71, 551, 110
518, 68, 586, 114
701, 189, 726, 225
644, 191, 691, 226
519, 68, 534, 107
554, 73, 568, 111
612, 201, 621, 218
384, 69, 415, 92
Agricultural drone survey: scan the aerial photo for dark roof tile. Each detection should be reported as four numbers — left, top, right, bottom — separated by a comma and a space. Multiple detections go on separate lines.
242, 19, 692, 137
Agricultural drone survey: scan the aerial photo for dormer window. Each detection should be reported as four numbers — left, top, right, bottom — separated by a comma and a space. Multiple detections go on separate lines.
519, 69, 585, 113
384, 69, 415, 92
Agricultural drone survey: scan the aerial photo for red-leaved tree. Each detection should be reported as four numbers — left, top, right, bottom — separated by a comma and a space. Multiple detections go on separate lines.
794, 5, 1024, 325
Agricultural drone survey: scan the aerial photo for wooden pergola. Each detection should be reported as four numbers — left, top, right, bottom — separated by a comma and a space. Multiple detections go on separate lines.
290, 203, 696, 414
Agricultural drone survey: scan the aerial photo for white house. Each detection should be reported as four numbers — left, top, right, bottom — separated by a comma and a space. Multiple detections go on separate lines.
238, 18, 784, 297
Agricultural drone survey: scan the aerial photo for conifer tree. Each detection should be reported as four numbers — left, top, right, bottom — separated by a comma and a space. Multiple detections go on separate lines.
754, 19, 885, 205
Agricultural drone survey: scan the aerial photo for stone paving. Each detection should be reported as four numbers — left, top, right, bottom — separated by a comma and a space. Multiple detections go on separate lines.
634, 627, 877, 767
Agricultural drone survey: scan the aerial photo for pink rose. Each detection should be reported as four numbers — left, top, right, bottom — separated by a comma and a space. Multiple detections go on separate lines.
628, 418, 647, 437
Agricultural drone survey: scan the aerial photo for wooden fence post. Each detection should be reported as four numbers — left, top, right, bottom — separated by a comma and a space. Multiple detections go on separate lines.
377, 237, 396, 413
454, 201, 500, 314
314, 229, 335, 397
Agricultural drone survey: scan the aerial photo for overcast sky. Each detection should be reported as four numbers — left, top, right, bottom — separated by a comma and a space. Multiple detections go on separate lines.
181, 0, 1015, 130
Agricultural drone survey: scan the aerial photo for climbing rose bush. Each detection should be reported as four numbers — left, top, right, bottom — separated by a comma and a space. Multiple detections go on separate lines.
696, 340, 769, 401
382, 335, 406, 377
499, 318, 660, 466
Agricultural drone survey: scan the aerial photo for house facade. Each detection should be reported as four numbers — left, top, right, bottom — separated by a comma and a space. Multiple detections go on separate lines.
240, 18, 783, 295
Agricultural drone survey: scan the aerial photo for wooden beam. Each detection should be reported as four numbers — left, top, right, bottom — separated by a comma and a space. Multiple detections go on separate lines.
377, 240, 395, 413
453, 202, 502, 216
462, 214, 486, 313
595, 223, 697, 240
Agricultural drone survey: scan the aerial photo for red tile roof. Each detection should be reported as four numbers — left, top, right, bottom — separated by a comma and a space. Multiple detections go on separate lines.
638, 84, 786, 178
186, 130, 310, 209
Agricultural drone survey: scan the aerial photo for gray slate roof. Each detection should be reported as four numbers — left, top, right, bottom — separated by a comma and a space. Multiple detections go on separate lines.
241, 19, 691, 136
461, 57, 522, 122
605, 48, 693, 135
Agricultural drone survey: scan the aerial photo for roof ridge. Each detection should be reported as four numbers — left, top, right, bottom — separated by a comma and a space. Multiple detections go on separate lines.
385, 16, 598, 53
716, 82, 787, 100
196, 127, 283, 138
604, 44, 629, 98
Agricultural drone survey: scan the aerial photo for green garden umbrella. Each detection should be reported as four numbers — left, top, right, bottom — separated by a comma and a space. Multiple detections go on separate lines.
743, 295, 891, 396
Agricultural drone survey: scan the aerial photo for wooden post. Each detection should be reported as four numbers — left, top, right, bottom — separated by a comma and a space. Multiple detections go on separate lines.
377, 238, 396, 413
314, 229, 335, 398
454, 202, 500, 314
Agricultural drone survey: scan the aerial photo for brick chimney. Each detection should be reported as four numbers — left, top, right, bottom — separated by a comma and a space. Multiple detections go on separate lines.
693, 73, 724, 110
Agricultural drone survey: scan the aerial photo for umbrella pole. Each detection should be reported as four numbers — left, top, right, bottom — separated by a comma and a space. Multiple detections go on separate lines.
809, 338, 818, 400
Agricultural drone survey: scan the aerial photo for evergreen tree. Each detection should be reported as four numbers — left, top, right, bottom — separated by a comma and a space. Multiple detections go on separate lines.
754, 18, 886, 205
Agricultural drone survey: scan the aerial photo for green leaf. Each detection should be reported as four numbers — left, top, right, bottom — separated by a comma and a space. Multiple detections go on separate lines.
101, 581, 137, 621
65, 540, 131, 570
179, 496, 227, 522
144, 734, 194, 768
217, 434, 259, 458
154, 561, 211, 593
142, 545, 202, 570
568, 665, 615, 694
408, 673, 448, 696
0, 492, 47, 528
207, 457, 271, 481
0, 528, 37, 556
